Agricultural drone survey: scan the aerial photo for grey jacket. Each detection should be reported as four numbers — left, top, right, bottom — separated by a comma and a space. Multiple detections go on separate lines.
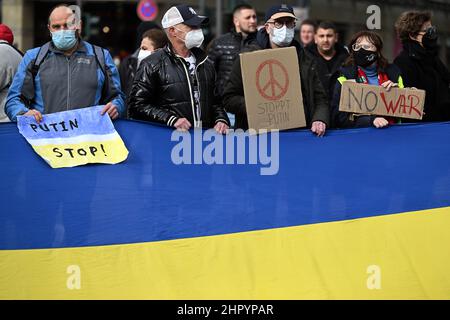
0, 41, 22, 122
5, 41, 125, 121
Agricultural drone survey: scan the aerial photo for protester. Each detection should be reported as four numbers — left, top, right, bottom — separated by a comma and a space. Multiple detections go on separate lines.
207, 3, 257, 98
331, 31, 404, 128
0, 24, 22, 122
127, 4, 230, 133
299, 19, 317, 47
119, 28, 168, 100
305, 21, 348, 105
5, 4, 125, 122
222, 4, 329, 136
394, 11, 450, 122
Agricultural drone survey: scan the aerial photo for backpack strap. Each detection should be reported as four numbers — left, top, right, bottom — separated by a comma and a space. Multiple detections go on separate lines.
92, 44, 117, 104
20, 42, 50, 107
92, 44, 107, 78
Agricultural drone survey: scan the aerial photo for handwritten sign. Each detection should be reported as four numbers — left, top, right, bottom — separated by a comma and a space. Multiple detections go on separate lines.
240, 47, 306, 131
339, 81, 425, 120
17, 106, 129, 168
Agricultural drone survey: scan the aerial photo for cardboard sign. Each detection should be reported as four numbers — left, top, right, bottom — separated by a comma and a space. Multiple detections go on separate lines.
339, 81, 425, 120
17, 105, 129, 168
240, 47, 306, 131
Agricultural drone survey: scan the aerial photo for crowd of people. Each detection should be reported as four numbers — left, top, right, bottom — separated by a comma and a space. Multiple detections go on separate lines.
1, 3, 449, 137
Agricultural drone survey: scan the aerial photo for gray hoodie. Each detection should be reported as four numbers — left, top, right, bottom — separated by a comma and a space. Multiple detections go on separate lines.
0, 40, 22, 122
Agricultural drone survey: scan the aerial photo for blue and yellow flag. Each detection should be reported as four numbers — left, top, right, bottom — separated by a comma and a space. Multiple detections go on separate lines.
0, 121, 449, 299
17, 106, 128, 168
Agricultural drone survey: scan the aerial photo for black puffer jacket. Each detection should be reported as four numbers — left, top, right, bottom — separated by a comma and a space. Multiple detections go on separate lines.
207, 29, 257, 97
222, 29, 329, 130
128, 45, 230, 128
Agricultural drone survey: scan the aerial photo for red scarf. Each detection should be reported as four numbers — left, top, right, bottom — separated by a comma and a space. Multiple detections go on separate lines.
356, 67, 396, 124
356, 67, 389, 85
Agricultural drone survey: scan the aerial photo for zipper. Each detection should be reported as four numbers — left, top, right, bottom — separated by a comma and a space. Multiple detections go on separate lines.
66, 56, 70, 110
194, 56, 208, 127
179, 58, 198, 127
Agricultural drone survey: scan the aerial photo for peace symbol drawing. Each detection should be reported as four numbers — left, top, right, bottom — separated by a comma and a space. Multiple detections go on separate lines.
256, 59, 289, 101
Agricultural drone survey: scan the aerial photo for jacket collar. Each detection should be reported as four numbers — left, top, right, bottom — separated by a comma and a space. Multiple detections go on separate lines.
231, 28, 257, 41
402, 39, 436, 61
165, 44, 207, 63
49, 40, 87, 55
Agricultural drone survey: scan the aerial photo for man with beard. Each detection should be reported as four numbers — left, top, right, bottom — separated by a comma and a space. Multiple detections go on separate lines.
207, 4, 258, 98
305, 21, 348, 107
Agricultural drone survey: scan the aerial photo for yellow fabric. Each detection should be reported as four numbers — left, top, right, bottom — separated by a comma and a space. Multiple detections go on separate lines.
337, 76, 347, 85
32, 138, 129, 168
398, 76, 404, 89
1, 207, 449, 300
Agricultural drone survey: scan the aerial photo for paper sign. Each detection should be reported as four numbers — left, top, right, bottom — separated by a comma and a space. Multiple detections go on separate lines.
17, 106, 129, 168
240, 47, 306, 131
339, 81, 425, 120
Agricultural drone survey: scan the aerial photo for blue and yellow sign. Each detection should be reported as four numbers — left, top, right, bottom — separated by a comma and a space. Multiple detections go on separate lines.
17, 106, 129, 168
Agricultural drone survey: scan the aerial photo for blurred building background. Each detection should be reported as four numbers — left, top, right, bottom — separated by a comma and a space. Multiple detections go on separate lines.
1, 0, 450, 66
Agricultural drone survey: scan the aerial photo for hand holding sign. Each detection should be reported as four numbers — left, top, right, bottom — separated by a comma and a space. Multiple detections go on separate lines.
380, 80, 398, 92
24, 109, 43, 123
101, 102, 119, 120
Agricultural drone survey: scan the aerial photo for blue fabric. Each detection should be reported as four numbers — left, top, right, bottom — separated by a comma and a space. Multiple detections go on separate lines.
17, 105, 115, 139
1, 121, 449, 250
362, 64, 379, 85
99, 46, 126, 117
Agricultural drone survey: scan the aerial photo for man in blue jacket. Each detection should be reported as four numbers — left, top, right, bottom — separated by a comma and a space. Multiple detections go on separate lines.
5, 4, 125, 122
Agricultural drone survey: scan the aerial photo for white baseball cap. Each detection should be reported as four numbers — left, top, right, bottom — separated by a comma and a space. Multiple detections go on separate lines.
161, 4, 209, 29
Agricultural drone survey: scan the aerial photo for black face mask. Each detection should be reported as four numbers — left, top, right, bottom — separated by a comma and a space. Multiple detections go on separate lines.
354, 48, 378, 67
422, 26, 438, 52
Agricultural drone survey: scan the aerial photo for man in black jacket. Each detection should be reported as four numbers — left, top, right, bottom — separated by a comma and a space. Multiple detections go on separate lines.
222, 4, 329, 136
305, 21, 348, 105
207, 4, 257, 97
128, 5, 229, 133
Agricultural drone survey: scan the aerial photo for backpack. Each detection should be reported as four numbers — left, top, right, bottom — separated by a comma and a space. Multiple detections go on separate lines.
20, 41, 115, 107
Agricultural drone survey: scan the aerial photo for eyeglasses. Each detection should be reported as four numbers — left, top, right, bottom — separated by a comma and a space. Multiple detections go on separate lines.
267, 20, 296, 29
352, 43, 376, 51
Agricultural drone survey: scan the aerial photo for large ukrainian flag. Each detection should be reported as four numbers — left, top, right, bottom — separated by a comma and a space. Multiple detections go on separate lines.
0, 121, 449, 299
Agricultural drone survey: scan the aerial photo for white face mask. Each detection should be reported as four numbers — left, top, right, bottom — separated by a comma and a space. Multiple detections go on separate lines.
271, 25, 295, 47
137, 49, 152, 66
175, 27, 204, 49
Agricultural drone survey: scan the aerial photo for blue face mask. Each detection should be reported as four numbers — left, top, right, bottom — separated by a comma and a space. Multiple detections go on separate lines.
51, 29, 78, 51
